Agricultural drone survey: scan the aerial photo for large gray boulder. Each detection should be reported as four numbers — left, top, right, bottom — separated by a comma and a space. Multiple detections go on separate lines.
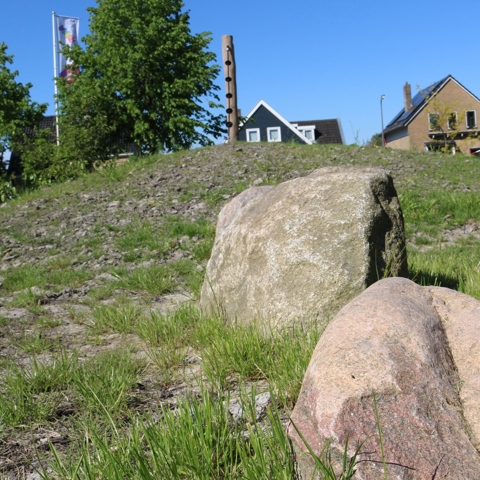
200, 166, 408, 328
288, 277, 480, 479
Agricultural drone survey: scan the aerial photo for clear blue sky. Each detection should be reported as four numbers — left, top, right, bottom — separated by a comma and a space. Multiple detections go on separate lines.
2, 0, 479, 146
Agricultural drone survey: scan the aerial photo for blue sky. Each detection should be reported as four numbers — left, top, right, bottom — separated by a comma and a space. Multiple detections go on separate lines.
2, 0, 479, 146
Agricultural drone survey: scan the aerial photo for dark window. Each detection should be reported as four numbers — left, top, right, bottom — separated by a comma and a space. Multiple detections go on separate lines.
447, 112, 457, 130
466, 110, 477, 129
429, 113, 440, 131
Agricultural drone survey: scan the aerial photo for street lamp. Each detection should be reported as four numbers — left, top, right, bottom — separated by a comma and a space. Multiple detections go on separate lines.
380, 95, 385, 147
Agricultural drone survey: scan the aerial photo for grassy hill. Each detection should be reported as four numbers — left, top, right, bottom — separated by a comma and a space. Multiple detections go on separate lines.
1, 142, 480, 478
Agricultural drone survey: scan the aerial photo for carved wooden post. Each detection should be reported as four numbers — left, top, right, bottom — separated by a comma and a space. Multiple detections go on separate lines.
222, 35, 238, 143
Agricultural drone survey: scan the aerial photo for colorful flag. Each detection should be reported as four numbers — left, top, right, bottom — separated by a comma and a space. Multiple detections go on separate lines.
55, 15, 80, 78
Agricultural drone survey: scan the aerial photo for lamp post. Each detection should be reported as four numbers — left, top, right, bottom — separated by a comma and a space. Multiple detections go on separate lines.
380, 94, 385, 147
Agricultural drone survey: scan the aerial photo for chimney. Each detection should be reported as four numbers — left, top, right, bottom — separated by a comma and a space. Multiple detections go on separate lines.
403, 82, 412, 112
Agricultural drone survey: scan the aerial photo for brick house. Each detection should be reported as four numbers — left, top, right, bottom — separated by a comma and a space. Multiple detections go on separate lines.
238, 99, 344, 145
383, 75, 480, 155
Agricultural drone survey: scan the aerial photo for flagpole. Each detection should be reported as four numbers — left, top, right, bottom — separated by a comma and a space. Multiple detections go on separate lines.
52, 11, 60, 145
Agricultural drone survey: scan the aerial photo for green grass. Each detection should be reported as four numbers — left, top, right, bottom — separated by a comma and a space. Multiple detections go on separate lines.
2, 265, 48, 292
42, 388, 297, 480
72, 348, 147, 415
398, 182, 480, 300
0, 302, 332, 478
137, 303, 202, 372
40, 381, 364, 480
9, 288, 45, 314
400, 190, 480, 236
192, 236, 214, 262
136, 304, 325, 408
0, 348, 146, 426
113, 216, 215, 266
12, 331, 60, 354
37, 315, 63, 329
110, 257, 209, 298
168, 258, 207, 298
86, 281, 118, 301
408, 242, 480, 297
2, 263, 91, 294
0, 351, 77, 426
115, 220, 165, 254
196, 318, 324, 408
111, 264, 176, 295
89, 297, 144, 334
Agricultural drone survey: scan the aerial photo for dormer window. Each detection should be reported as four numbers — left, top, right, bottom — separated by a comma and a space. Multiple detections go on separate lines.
298, 126, 315, 141
466, 110, 477, 129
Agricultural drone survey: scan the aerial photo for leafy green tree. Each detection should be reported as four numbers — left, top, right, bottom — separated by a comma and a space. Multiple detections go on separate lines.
424, 95, 466, 154
53, 74, 124, 175
59, 0, 225, 155
367, 133, 383, 147
0, 42, 47, 170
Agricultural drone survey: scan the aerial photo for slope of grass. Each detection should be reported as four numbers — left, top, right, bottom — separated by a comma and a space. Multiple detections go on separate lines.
1, 143, 480, 477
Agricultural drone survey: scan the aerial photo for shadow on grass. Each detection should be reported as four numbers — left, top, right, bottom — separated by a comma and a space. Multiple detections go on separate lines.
409, 269, 460, 290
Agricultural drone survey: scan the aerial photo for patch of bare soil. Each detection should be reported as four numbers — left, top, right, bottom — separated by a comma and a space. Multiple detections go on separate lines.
409, 219, 480, 252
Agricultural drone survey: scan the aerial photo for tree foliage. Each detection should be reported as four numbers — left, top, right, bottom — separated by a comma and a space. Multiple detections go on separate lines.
367, 133, 383, 147
59, 0, 225, 156
424, 92, 466, 153
0, 42, 47, 169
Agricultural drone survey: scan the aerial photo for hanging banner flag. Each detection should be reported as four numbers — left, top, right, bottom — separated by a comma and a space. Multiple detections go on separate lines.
54, 15, 80, 78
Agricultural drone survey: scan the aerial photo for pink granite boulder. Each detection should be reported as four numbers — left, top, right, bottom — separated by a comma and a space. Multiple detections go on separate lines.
288, 277, 480, 479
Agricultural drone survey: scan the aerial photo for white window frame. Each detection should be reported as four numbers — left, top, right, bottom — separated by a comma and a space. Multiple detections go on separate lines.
267, 127, 281, 142
447, 111, 458, 130
466, 110, 477, 129
298, 126, 315, 141
246, 128, 260, 142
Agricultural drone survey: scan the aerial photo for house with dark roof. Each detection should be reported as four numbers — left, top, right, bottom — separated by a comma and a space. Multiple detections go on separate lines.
238, 100, 344, 145
383, 75, 480, 154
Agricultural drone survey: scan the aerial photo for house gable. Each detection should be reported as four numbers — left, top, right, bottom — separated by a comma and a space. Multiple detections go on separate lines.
406, 77, 480, 129
386, 77, 448, 132
384, 75, 480, 153
238, 99, 344, 145
238, 100, 312, 144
